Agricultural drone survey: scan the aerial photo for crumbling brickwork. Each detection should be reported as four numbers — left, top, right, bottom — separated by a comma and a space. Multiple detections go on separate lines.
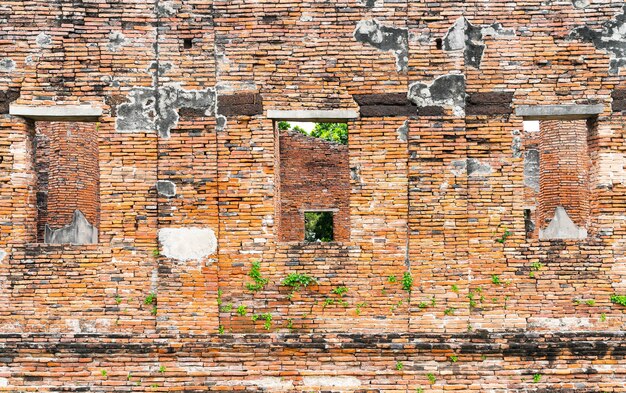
0, 0, 626, 390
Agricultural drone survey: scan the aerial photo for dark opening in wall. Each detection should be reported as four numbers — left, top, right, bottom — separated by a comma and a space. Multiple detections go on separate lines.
305, 211, 334, 242
183, 38, 193, 49
34, 121, 100, 244
435, 38, 443, 50
276, 121, 350, 242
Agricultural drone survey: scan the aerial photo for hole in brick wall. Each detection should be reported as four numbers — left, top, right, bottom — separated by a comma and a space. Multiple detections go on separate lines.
304, 211, 334, 242
276, 121, 350, 243
435, 38, 442, 50
183, 38, 193, 49
34, 121, 100, 245
524, 208, 535, 236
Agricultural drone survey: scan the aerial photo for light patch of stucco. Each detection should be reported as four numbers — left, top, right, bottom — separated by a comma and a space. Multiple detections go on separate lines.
158, 227, 217, 262
528, 317, 592, 330
302, 376, 361, 389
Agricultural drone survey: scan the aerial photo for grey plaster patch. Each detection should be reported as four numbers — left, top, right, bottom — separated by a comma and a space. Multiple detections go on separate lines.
156, 1, 177, 17
354, 19, 409, 72
158, 227, 217, 262
512, 131, 522, 158
572, 0, 590, 9
358, 0, 382, 7
44, 210, 98, 245
216, 115, 227, 132
524, 149, 540, 192
466, 158, 492, 176
539, 206, 587, 240
396, 120, 409, 142
156, 180, 177, 197
569, 5, 626, 74
443, 17, 515, 68
450, 159, 467, 176
108, 31, 127, 52
0, 249, 6, 263
302, 376, 361, 389
36, 32, 51, 47
0, 58, 15, 72
408, 74, 466, 116
116, 85, 216, 137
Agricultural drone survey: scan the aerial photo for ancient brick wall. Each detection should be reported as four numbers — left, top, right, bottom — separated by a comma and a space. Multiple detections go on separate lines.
0, 0, 625, 390
278, 129, 350, 242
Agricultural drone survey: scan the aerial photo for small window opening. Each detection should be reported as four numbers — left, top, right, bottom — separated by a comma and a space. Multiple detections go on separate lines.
304, 211, 334, 242
183, 38, 193, 49
524, 208, 535, 236
435, 38, 443, 50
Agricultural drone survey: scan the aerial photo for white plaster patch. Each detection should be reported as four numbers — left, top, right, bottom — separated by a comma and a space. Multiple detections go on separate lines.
65, 319, 81, 333
158, 227, 217, 262
221, 377, 293, 390
597, 152, 626, 187
300, 13, 313, 22
36, 32, 51, 47
0, 250, 6, 263
107, 31, 127, 52
0, 377, 7, 387
302, 376, 362, 389
0, 58, 15, 72
528, 317, 592, 330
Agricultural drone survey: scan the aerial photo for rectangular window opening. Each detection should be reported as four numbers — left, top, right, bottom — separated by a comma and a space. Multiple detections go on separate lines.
304, 211, 334, 242
276, 121, 350, 243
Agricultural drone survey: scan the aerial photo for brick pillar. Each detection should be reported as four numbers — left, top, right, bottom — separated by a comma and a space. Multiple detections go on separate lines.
36, 122, 99, 236
538, 119, 589, 229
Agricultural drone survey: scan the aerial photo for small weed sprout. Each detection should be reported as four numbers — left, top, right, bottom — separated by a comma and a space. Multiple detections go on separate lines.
451, 284, 459, 293
395, 361, 404, 371
600, 313, 607, 322
236, 305, 247, 316
532, 373, 541, 383
246, 261, 269, 292
150, 306, 157, 316
100, 369, 107, 377
585, 299, 596, 306
282, 273, 317, 291
610, 294, 626, 306
496, 228, 512, 244
331, 286, 349, 296
402, 272, 413, 293
450, 355, 458, 363
387, 275, 397, 283
218, 325, 224, 334
427, 373, 436, 384
115, 295, 122, 305
491, 275, 501, 285
144, 293, 156, 305
158, 365, 166, 373
444, 307, 456, 316
151, 249, 160, 257
220, 303, 233, 313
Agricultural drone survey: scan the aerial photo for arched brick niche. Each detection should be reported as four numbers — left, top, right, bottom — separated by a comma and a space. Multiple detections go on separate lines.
34, 121, 100, 244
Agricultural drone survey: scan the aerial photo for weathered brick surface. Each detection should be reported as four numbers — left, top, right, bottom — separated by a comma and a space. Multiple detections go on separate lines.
0, 0, 625, 390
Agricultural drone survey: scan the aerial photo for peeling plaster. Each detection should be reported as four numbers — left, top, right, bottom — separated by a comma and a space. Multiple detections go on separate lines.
572, 0, 590, 8
0, 58, 15, 72
408, 74, 466, 116
302, 376, 361, 389
158, 227, 217, 262
443, 17, 515, 68
115, 85, 216, 137
358, 0, 382, 7
450, 158, 492, 177
396, 120, 409, 142
524, 149, 540, 192
108, 31, 127, 52
156, 180, 176, 197
36, 32, 51, 47
354, 19, 409, 72
569, 5, 626, 74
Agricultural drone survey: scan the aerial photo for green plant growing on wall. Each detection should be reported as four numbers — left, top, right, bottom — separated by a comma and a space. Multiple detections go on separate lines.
151, 306, 157, 316
387, 275, 397, 283
218, 325, 224, 334
529, 261, 543, 278
282, 272, 317, 292
115, 295, 122, 305
600, 313, 607, 322
151, 248, 160, 257
491, 275, 501, 285
532, 373, 541, 383
610, 294, 626, 306
144, 293, 156, 305
253, 313, 273, 330
395, 361, 404, 371
585, 299, 596, 306
100, 369, 107, 377
236, 305, 247, 316
402, 272, 413, 293
220, 303, 233, 313
444, 307, 456, 316
158, 365, 166, 373
246, 261, 269, 291
217, 289, 222, 306
418, 301, 428, 309
416, 388, 424, 393
449, 355, 458, 363
331, 286, 349, 296
355, 302, 367, 316
427, 373, 436, 384
495, 228, 512, 244
451, 284, 459, 293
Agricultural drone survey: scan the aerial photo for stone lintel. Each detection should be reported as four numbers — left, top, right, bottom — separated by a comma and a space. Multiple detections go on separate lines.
9, 104, 102, 121
515, 104, 603, 120
267, 109, 359, 122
